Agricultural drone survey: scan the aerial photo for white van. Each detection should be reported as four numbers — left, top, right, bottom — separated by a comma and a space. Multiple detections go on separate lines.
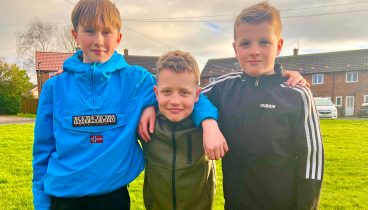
314, 97, 338, 119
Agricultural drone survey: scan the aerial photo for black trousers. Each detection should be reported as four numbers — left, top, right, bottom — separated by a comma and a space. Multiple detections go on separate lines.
51, 186, 130, 210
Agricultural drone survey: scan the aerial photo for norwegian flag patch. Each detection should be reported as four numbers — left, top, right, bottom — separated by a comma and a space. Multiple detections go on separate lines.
90, 135, 103, 144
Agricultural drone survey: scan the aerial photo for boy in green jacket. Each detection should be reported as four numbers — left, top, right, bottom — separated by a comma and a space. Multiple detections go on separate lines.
141, 50, 215, 210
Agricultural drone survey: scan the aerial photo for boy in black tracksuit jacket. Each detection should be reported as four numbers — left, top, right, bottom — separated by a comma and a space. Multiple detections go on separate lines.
202, 2, 323, 210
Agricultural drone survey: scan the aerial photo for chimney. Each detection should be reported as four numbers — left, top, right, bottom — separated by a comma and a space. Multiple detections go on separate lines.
293, 48, 299, 56
124, 48, 128, 56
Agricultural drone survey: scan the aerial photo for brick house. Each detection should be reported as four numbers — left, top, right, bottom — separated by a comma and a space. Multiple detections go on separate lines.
35, 49, 159, 95
35, 51, 73, 95
201, 49, 368, 117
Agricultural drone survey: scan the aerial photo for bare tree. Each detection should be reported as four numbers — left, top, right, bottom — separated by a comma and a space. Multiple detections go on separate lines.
16, 19, 57, 70
57, 26, 78, 53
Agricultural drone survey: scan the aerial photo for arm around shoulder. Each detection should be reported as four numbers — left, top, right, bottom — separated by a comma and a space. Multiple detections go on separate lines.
192, 93, 218, 127
201, 118, 228, 160
133, 66, 157, 107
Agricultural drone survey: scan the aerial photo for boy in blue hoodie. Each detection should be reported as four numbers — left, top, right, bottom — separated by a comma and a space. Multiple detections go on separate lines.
32, 0, 225, 210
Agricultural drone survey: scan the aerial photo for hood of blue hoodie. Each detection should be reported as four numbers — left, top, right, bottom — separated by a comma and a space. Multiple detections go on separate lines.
63, 50, 129, 81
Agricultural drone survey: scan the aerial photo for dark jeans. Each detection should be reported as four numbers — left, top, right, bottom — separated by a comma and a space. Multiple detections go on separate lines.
51, 186, 130, 210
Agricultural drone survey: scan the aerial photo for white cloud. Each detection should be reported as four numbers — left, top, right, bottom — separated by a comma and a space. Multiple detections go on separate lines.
0, 0, 367, 74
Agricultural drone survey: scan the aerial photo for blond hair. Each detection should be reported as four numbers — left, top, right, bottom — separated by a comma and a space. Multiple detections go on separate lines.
72, 0, 121, 31
234, 1, 282, 39
156, 50, 200, 85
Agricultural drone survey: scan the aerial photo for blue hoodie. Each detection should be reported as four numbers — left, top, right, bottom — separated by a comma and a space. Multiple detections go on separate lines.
32, 51, 218, 210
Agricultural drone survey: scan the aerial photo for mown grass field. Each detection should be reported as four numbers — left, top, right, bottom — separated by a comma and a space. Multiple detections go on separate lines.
0, 119, 367, 209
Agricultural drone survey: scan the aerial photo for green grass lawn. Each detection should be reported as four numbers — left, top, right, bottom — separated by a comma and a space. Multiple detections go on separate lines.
0, 119, 367, 209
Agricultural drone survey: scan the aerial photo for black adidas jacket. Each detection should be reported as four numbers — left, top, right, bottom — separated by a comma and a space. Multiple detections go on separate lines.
202, 66, 323, 210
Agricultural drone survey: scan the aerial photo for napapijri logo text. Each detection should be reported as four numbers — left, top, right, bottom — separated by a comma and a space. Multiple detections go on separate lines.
73, 114, 117, 127
260, 104, 276, 109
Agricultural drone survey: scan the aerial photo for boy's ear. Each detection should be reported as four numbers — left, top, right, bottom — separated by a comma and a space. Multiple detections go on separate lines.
195, 87, 201, 102
153, 85, 158, 98
276, 38, 284, 56
71, 28, 80, 47
232, 42, 238, 56
71, 29, 77, 41
117, 32, 122, 44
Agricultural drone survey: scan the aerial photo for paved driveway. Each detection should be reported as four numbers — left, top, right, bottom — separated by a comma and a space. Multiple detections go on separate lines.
0, 115, 35, 125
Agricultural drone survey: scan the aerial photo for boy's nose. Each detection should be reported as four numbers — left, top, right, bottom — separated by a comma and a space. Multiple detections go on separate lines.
94, 32, 104, 46
249, 45, 260, 55
169, 94, 181, 105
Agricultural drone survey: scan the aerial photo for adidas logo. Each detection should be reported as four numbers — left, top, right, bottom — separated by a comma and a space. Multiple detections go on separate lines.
260, 104, 276, 109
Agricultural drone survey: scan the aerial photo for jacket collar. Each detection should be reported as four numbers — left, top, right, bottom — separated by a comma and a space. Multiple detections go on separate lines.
63, 50, 129, 80
157, 111, 194, 129
241, 63, 286, 87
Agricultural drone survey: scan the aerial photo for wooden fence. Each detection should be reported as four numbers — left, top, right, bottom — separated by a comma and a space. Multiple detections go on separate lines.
21, 99, 38, 114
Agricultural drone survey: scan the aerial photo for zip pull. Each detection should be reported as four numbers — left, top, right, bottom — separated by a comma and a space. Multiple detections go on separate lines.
255, 78, 259, 86
91, 63, 98, 71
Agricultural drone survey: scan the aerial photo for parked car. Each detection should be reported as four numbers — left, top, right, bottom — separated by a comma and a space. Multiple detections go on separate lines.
314, 97, 338, 119
358, 103, 368, 117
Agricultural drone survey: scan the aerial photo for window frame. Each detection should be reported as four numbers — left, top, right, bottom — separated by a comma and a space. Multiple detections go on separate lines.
364, 95, 368, 103
312, 74, 324, 85
335, 96, 342, 106
208, 77, 217, 83
346, 71, 358, 83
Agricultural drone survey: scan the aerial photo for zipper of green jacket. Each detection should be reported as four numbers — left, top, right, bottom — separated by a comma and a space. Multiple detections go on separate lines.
187, 134, 192, 164
171, 124, 177, 210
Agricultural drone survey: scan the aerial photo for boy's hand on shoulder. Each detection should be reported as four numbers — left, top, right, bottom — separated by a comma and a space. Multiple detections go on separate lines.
282, 70, 311, 87
49, 69, 64, 78
202, 119, 229, 160
138, 106, 156, 142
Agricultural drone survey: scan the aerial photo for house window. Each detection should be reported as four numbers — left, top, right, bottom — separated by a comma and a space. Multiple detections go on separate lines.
312, 74, 324, 85
335, 96, 342, 106
209, 77, 217, 83
364, 95, 368, 103
346, 72, 358, 83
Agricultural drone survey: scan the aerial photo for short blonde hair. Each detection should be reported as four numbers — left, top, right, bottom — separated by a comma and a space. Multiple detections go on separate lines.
234, 1, 282, 39
156, 50, 200, 85
72, 0, 121, 31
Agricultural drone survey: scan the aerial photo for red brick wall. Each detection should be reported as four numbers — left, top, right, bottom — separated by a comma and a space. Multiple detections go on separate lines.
36, 71, 53, 95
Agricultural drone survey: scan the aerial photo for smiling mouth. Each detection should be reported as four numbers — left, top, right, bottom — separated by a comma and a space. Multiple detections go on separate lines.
248, 60, 262, 65
92, 50, 105, 54
168, 109, 182, 114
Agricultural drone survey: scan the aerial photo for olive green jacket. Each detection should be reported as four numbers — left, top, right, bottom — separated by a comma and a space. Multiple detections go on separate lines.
142, 113, 216, 210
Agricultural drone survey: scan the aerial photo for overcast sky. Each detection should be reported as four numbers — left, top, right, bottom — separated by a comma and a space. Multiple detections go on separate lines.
1, 0, 368, 82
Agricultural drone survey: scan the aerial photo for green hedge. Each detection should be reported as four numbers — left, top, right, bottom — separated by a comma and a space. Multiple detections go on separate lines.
0, 95, 21, 114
